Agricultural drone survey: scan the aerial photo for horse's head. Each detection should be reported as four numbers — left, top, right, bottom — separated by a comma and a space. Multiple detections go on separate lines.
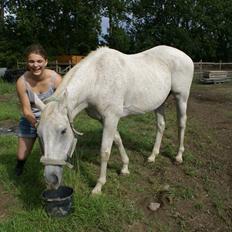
35, 94, 79, 189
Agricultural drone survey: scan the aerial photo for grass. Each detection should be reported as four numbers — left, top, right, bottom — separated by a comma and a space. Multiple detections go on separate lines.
0, 79, 16, 95
0, 81, 232, 231
0, 80, 142, 231
0, 79, 20, 121
0, 135, 142, 232
0, 131, 142, 231
0, 100, 20, 121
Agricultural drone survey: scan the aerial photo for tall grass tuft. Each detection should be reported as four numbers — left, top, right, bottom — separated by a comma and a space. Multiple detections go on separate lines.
0, 79, 16, 95
0, 80, 20, 121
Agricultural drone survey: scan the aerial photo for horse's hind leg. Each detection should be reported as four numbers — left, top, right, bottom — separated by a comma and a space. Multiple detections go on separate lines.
148, 105, 165, 162
174, 93, 188, 163
114, 131, 130, 175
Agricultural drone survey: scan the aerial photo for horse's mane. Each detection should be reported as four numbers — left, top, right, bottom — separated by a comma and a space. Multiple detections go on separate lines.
53, 46, 111, 98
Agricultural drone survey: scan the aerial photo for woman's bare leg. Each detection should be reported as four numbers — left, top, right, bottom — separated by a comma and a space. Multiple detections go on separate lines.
15, 137, 36, 176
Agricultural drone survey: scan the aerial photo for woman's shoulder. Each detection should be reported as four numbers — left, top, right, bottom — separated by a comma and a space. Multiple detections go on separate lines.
16, 73, 27, 91
45, 69, 62, 87
45, 69, 60, 79
16, 72, 27, 84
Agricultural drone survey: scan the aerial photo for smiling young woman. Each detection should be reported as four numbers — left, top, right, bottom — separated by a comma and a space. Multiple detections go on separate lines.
15, 44, 62, 176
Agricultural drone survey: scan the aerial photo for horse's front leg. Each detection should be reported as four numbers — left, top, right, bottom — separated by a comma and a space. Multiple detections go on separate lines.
92, 114, 119, 195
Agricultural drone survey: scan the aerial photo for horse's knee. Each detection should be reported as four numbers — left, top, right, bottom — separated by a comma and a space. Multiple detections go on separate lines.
179, 115, 187, 127
101, 151, 110, 162
157, 120, 165, 132
114, 133, 121, 146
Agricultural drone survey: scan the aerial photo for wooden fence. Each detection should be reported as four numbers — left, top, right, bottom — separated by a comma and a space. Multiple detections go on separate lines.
194, 61, 232, 78
17, 61, 75, 75
17, 60, 232, 78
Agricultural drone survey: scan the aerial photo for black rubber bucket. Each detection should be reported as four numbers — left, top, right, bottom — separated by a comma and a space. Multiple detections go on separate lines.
41, 186, 73, 217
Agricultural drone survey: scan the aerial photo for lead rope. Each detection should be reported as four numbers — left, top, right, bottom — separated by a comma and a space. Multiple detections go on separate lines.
72, 144, 80, 173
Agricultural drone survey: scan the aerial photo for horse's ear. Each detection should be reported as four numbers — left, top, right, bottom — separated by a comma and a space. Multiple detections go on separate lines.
34, 93, 46, 111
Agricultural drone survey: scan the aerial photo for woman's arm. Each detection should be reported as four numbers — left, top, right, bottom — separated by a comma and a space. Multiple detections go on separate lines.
16, 77, 37, 127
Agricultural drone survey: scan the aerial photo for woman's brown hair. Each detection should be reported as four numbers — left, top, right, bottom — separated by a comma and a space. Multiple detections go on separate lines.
25, 44, 48, 60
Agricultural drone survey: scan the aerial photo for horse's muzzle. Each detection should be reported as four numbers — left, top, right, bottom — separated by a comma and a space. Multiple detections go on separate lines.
44, 165, 63, 189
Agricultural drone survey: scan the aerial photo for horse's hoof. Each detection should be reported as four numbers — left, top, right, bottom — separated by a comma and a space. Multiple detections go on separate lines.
120, 171, 130, 176
91, 184, 102, 195
174, 157, 183, 165
120, 167, 130, 175
147, 157, 155, 163
91, 189, 102, 195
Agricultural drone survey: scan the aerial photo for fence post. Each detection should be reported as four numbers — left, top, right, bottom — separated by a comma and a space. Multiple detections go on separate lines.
219, 60, 222, 70
200, 60, 203, 79
55, 60, 58, 73
17, 60, 19, 69
69, 60, 71, 71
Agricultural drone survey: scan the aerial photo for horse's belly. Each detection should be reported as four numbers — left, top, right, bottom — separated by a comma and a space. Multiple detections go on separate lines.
122, 82, 171, 116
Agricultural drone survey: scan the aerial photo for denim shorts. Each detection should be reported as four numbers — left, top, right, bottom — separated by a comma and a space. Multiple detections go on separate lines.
18, 116, 37, 138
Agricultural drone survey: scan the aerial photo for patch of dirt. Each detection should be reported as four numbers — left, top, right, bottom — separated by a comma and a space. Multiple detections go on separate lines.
127, 222, 147, 232
0, 83, 232, 231
0, 119, 17, 129
191, 90, 231, 104
123, 83, 232, 231
0, 119, 18, 135
0, 184, 15, 221
0, 95, 11, 101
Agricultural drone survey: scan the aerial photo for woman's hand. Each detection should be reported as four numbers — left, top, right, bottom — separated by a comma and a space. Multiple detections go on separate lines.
24, 112, 37, 127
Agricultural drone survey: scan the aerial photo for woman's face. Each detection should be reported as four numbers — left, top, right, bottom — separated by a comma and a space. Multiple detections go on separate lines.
27, 53, 48, 76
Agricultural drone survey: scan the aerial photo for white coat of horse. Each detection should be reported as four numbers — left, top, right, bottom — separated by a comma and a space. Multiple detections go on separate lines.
35, 45, 194, 194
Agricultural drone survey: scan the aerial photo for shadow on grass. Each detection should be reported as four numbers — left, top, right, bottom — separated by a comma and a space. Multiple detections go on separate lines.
70, 127, 167, 193
1, 144, 46, 210
0, 128, 174, 209
72, 129, 121, 187
76, 126, 153, 161
161, 144, 178, 163
77, 126, 154, 157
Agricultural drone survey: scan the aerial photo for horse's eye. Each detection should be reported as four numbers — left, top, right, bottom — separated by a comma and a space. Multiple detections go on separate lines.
61, 128, 67, 135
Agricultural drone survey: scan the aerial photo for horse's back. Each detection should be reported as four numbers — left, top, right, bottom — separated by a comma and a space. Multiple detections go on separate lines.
144, 45, 194, 97
96, 45, 193, 82
85, 47, 172, 115
76, 46, 193, 115
115, 45, 193, 98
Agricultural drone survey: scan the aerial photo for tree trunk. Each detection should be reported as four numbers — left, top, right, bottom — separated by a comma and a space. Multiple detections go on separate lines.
0, 0, 4, 21
108, 5, 113, 46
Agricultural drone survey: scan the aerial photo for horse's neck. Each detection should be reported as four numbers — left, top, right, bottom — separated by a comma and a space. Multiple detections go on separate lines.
54, 65, 79, 96
55, 66, 91, 119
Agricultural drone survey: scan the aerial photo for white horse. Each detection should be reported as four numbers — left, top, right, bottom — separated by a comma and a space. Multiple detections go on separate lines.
35, 45, 194, 194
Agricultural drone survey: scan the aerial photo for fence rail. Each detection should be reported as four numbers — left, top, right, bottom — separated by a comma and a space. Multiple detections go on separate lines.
194, 61, 232, 80
17, 61, 75, 75
194, 61, 232, 71
17, 60, 232, 77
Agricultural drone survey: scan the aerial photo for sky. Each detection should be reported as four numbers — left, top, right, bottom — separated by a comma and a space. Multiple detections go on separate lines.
101, 16, 109, 35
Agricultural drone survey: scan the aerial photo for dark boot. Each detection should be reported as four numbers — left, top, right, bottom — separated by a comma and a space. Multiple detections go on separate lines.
15, 159, 26, 176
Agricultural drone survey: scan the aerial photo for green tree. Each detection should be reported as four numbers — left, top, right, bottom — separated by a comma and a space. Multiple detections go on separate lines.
128, 0, 232, 61
1, 0, 232, 66
100, 0, 132, 52
128, 0, 194, 53
191, 0, 232, 61
0, 0, 102, 67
